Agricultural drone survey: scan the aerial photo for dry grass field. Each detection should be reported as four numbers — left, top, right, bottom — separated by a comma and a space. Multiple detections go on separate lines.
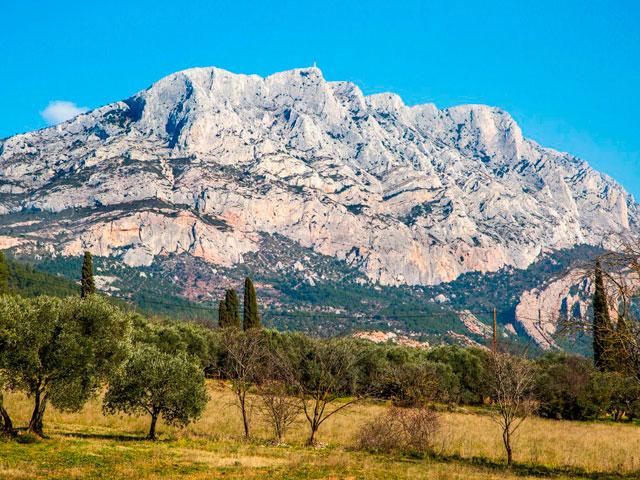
1, 381, 639, 479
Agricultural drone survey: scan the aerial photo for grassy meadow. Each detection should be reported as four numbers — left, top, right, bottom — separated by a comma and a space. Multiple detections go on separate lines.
1, 381, 640, 480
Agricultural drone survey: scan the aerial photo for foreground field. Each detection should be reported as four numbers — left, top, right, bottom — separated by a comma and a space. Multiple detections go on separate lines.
1, 382, 640, 479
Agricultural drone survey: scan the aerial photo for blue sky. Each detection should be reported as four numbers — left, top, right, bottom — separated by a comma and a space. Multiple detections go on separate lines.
1, 0, 639, 196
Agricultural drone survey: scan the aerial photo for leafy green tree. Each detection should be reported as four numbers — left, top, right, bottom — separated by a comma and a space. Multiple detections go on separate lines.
0, 250, 8, 295
0, 295, 130, 436
386, 362, 439, 407
218, 297, 230, 328
588, 371, 640, 421
243, 277, 260, 330
103, 344, 209, 440
225, 288, 240, 329
131, 315, 218, 376
534, 352, 598, 420
80, 251, 96, 298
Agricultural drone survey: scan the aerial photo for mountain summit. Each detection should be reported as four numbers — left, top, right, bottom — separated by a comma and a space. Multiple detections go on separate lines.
0, 66, 636, 289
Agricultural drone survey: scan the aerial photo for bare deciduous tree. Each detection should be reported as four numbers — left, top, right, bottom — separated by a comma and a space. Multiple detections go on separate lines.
486, 349, 536, 465
220, 328, 268, 439
256, 377, 300, 444
282, 338, 362, 446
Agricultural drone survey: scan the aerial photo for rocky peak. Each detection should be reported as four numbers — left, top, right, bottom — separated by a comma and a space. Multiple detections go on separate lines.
0, 66, 636, 288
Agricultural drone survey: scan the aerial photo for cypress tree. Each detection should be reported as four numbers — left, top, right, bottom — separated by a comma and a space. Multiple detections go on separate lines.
0, 250, 8, 295
593, 260, 612, 370
225, 288, 240, 329
243, 276, 260, 330
81, 251, 96, 298
218, 297, 229, 329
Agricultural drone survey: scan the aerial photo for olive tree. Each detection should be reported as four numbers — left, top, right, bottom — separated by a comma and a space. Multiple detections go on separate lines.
0, 295, 131, 436
131, 315, 219, 376
103, 344, 209, 440
0, 295, 17, 435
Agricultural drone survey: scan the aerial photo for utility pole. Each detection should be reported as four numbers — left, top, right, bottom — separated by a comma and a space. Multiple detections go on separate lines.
492, 307, 497, 353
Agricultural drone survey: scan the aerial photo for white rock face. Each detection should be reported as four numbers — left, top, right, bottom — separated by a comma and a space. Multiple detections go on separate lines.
0, 66, 637, 286
515, 272, 591, 349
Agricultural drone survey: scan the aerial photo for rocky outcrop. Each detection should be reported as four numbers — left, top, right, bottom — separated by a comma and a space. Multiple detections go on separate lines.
0, 66, 637, 287
515, 272, 591, 349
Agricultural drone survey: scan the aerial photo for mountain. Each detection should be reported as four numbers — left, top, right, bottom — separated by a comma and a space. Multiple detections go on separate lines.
0, 66, 636, 346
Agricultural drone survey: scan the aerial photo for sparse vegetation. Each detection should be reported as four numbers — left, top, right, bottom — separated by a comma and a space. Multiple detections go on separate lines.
2, 386, 640, 479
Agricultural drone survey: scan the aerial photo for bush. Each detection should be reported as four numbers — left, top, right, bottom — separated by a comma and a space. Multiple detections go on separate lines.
356, 406, 439, 455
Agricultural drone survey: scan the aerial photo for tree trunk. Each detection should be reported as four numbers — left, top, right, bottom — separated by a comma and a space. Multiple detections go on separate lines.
503, 428, 512, 465
307, 420, 319, 446
240, 393, 250, 439
28, 388, 47, 437
0, 391, 15, 436
147, 411, 159, 440
242, 406, 250, 438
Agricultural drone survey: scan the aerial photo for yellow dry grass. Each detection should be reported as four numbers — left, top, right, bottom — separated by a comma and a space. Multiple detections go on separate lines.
1, 381, 639, 479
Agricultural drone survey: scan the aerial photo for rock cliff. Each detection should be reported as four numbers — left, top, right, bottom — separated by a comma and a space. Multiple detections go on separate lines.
1, 66, 635, 292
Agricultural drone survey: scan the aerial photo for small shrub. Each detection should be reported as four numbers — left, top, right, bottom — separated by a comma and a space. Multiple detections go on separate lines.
356, 406, 439, 455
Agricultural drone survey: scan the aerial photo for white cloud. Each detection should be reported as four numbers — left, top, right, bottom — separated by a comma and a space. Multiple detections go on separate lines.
40, 100, 89, 125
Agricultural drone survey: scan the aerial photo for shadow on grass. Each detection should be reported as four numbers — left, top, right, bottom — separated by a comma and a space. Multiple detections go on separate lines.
423, 452, 640, 480
57, 432, 148, 442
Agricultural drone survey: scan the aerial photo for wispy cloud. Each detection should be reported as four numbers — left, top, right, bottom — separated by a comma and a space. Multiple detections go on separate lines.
40, 100, 89, 125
